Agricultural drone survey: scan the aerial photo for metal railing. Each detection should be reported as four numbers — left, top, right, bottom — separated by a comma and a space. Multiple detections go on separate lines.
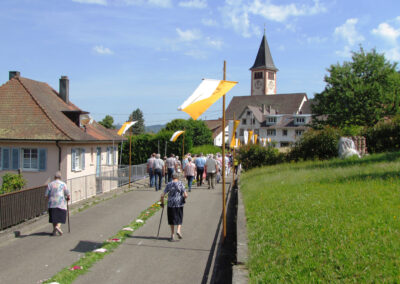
0, 185, 47, 230
0, 163, 148, 230
67, 163, 148, 204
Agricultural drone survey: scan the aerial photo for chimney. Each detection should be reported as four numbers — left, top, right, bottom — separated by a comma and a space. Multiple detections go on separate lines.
261, 104, 265, 113
59, 76, 69, 104
9, 71, 20, 80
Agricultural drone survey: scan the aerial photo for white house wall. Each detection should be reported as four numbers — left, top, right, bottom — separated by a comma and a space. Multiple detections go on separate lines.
0, 142, 59, 189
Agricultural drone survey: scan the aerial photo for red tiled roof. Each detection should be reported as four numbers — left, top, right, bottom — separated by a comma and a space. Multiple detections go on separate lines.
0, 76, 122, 141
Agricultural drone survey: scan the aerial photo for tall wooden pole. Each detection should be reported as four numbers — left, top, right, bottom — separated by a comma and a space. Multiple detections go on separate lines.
182, 128, 185, 161
129, 135, 132, 188
222, 60, 227, 240
232, 112, 235, 185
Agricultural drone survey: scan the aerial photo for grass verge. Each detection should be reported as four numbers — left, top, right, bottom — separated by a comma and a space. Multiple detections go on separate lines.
240, 152, 400, 283
44, 200, 164, 284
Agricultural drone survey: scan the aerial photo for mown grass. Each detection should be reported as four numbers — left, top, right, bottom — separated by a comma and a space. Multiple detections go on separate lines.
240, 152, 400, 283
44, 200, 164, 284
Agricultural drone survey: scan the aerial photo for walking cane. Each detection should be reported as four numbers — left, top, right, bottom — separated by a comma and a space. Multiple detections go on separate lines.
156, 203, 164, 239
67, 200, 71, 233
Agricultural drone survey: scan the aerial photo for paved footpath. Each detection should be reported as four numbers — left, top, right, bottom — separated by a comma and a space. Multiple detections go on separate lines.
0, 177, 230, 284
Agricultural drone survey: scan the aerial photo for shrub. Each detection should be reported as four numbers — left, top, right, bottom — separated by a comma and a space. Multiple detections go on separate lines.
0, 173, 26, 195
288, 126, 342, 161
237, 144, 283, 170
364, 119, 400, 153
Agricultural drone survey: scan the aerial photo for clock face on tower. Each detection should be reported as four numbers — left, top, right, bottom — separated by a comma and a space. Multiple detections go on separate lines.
268, 80, 275, 91
254, 80, 263, 89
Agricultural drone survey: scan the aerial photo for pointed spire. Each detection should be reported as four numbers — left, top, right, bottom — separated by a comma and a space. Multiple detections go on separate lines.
250, 32, 278, 71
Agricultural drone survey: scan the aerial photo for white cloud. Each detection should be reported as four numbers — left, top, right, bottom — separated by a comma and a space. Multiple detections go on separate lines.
93, 45, 114, 55
184, 49, 207, 59
248, 0, 326, 22
335, 45, 352, 58
334, 18, 364, 46
220, 1, 254, 38
72, 0, 107, 5
179, 0, 207, 9
371, 22, 400, 43
148, 0, 172, 7
385, 47, 400, 61
220, 0, 326, 38
176, 28, 202, 41
201, 18, 218, 26
206, 37, 223, 49
120, 0, 172, 7
306, 36, 327, 44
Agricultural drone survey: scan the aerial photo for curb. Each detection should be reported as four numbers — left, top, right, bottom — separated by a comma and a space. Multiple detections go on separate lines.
232, 181, 249, 283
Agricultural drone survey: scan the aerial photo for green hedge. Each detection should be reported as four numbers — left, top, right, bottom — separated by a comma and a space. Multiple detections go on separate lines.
288, 127, 342, 161
364, 119, 400, 153
238, 144, 284, 170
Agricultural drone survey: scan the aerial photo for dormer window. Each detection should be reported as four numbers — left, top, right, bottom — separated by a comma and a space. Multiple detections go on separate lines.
247, 111, 251, 116
295, 117, 305, 124
267, 117, 277, 123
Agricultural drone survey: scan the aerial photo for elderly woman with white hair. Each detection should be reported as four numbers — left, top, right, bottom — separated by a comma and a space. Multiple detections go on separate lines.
45, 171, 70, 236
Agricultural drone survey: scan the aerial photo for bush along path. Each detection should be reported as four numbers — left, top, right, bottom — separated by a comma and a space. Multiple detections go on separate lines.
43, 199, 165, 284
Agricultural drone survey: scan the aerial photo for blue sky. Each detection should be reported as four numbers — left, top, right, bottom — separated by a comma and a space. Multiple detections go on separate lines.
1, 0, 399, 126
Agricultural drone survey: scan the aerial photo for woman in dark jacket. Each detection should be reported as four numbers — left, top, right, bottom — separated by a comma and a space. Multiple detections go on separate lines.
160, 172, 188, 242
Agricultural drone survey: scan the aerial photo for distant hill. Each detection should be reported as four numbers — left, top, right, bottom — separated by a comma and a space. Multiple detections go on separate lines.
145, 124, 165, 133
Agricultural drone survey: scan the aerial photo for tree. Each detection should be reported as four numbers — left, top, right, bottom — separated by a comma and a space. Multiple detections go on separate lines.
128, 108, 145, 135
312, 47, 400, 128
164, 118, 213, 146
98, 115, 115, 129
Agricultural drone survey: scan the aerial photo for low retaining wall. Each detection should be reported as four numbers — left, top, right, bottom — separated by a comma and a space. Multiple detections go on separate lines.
232, 182, 249, 283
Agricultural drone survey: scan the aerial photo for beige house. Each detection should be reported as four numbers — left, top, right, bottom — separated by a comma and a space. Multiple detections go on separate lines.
0, 71, 124, 201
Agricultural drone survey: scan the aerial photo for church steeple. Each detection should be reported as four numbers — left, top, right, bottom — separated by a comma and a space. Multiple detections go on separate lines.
250, 32, 278, 96
250, 33, 278, 71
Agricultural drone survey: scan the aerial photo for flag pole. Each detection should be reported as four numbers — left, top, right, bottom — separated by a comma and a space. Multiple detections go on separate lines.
129, 135, 132, 188
222, 60, 227, 240
232, 112, 235, 185
182, 128, 185, 162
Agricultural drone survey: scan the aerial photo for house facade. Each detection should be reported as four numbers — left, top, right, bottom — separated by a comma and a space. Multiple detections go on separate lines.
0, 71, 123, 199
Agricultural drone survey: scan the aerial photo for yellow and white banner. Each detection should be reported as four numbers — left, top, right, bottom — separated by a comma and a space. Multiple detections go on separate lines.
229, 120, 240, 148
117, 121, 137, 136
248, 130, 253, 144
170, 130, 185, 142
178, 79, 238, 120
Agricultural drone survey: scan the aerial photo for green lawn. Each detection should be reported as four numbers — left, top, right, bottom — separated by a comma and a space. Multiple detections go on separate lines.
240, 152, 400, 283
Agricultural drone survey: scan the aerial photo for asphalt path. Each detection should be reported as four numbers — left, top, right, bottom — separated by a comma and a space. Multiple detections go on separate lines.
0, 177, 229, 284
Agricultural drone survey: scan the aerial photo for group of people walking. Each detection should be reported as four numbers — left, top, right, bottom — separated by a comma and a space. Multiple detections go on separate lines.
147, 152, 235, 191
45, 152, 238, 242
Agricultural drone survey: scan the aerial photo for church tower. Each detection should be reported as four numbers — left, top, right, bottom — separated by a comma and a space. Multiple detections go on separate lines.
250, 32, 278, 96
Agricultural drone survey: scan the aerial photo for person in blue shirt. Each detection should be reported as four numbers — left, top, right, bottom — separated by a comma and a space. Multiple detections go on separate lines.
194, 153, 206, 186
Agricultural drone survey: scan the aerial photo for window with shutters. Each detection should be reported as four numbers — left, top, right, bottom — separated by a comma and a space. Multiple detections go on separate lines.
106, 146, 118, 165
21, 148, 46, 171
72, 148, 85, 171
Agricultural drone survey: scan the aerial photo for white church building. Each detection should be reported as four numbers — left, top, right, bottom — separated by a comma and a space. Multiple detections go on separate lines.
224, 32, 313, 148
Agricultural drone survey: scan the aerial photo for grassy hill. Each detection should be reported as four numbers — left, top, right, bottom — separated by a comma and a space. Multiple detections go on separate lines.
240, 152, 400, 283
